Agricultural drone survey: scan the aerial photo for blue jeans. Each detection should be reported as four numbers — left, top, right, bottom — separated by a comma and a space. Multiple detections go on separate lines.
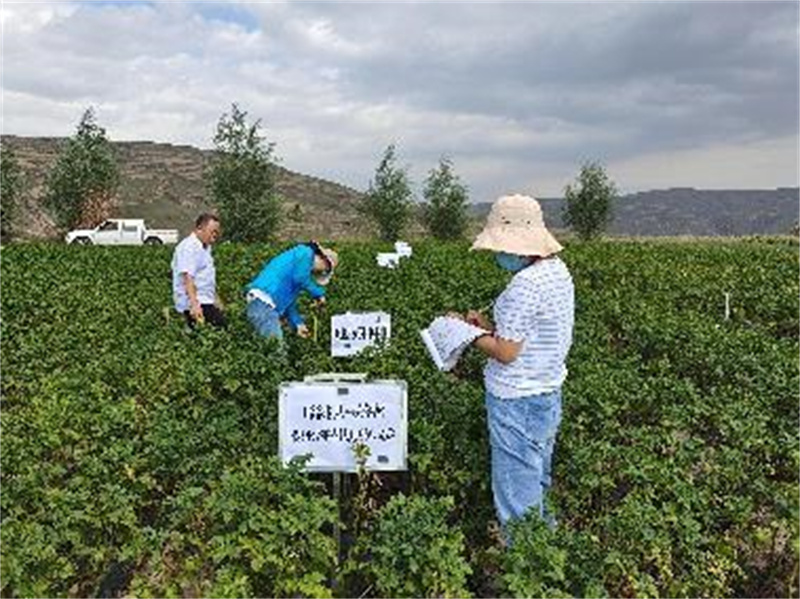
485, 389, 562, 528
246, 298, 283, 340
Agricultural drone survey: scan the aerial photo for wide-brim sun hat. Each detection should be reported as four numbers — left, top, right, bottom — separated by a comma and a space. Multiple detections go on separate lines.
471, 194, 563, 257
314, 247, 339, 286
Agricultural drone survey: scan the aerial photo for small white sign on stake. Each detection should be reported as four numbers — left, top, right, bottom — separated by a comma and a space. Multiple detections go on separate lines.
394, 241, 412, 257
331, 311, 391, 357
278, 374, 408, 472
376, 252, 401, 268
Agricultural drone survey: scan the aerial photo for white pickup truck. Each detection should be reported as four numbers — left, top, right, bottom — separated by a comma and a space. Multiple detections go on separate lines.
65, 219, 179, 246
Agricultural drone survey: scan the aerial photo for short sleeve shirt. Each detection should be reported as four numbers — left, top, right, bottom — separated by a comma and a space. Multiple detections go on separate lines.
484, 256, 575, 398
171, 233, 216, 311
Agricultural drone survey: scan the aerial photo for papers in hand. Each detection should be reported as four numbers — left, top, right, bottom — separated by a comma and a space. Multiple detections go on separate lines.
420, 316, 489, 371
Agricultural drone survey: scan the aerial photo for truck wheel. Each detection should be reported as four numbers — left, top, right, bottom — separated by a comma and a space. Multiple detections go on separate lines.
72, 237, 92, 245
144, 237, 163, 246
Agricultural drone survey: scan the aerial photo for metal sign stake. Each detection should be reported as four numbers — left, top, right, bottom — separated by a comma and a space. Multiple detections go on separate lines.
332, 470, 343, 589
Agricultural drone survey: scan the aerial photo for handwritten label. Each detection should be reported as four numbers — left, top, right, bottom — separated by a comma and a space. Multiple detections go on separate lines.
279, 380, 407, 472
331, 312, 391, 357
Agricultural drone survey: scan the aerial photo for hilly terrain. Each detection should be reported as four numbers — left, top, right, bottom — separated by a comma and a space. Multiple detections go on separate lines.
470, 188, 799, 237
2, 135, 798, 240
1, 135, 370, 241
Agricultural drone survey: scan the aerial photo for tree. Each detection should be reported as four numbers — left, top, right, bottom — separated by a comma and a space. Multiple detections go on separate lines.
360, 144, 413, 241
44, 108, 119, 231
1, 144, 23, 242
562, 161, 617, 240
421, 156, 469, 240
206, 103, 281, 242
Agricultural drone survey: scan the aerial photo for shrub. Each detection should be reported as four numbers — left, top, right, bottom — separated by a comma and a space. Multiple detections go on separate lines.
365, 494, 471, 598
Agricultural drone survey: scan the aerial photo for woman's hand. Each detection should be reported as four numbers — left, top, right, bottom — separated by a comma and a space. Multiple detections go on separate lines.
296, 324, 311, 338
190, 301, 205, 324
466, 310, 492, 330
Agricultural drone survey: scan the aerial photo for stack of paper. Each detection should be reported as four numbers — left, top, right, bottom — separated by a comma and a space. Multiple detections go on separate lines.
420, 316, 489, 371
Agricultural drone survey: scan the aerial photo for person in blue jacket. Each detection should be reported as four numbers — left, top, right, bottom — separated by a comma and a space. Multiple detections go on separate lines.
245, 241, 339, 339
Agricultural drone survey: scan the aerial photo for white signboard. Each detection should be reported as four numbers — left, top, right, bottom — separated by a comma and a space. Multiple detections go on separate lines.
278, 377, 407, 472
394, 241, 412, 257
376, 252, 401, 268
331, 311, 391, 357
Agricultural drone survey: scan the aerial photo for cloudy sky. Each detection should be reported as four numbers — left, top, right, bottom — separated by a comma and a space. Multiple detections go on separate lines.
2, 0, 798, 200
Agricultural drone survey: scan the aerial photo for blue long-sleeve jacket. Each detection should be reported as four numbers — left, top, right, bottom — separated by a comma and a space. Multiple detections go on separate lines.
246, 244, 326, 329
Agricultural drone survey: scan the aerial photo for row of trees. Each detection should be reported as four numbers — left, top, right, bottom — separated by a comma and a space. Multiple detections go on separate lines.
0, 106, 276, 243
0, 104, 616, 243
359, 144, 470, 241
208, 106, 473, 241
360, 143, 617, 242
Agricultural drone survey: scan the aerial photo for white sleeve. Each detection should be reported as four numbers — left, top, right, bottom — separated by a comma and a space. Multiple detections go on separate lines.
494, 280, 539, 342
174, 242, 200, 278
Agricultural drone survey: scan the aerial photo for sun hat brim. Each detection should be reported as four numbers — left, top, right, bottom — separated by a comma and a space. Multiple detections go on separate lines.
470, 193, 563, 257
471, 226, 563, 257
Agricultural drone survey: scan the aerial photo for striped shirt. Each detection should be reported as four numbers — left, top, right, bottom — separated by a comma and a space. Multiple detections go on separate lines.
484, 255, 575, 398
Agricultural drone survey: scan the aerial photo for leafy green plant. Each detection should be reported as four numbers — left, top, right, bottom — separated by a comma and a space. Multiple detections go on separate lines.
0, 239, 797, 597
127, 456, 337, 598
502, 513, 571, 598
365, 494, 472, 598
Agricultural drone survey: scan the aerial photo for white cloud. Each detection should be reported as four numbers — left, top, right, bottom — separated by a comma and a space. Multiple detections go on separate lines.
609, 136, 799, 193
1, 2, 77, 34
1, 0, 797, 202
296, 18, 370, 57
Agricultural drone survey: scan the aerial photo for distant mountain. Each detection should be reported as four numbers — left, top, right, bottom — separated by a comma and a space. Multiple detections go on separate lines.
470, 188, 799, 237
3, 135, 797, 239
1, 135, 370, 240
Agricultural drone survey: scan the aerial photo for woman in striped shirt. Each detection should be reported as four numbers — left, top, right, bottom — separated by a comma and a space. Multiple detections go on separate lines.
459, 194, 575, 535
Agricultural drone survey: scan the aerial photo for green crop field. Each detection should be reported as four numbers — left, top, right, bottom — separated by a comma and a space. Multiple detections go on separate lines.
1, 239, 798, 598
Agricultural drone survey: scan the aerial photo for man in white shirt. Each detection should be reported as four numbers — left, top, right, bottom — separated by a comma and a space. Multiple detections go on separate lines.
171, 213, 225, 329
456, 194, 574, 537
